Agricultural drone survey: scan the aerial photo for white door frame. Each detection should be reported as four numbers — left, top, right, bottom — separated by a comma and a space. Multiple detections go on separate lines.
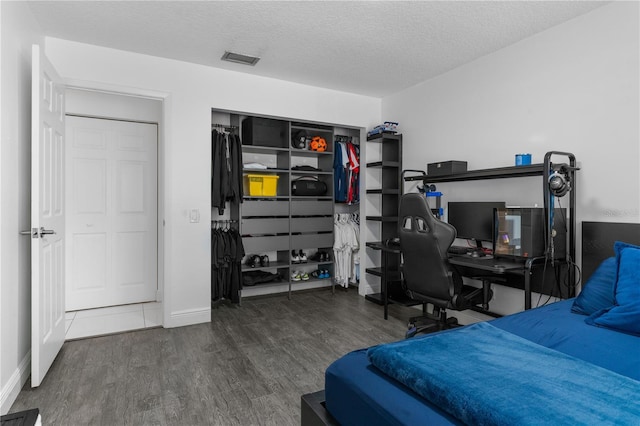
64, 80, 169, 327
65, 115, 158, 310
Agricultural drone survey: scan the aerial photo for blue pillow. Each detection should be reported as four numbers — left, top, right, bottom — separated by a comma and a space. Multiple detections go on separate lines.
571, 257, 616, 315
586, 242, 640, 336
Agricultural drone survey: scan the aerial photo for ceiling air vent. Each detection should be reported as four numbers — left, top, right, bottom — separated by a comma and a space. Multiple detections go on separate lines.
221, 51, 260, 66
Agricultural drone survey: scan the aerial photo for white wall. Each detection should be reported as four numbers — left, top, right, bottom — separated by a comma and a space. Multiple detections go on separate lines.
382, 2, 639, 315
44, 38, 381, 329
0, 1, 44, 415
66, 88, 163, 123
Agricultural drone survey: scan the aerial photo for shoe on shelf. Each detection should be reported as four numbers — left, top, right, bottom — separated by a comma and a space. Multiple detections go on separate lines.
311, 270, 321, 279
291, 250, 300, 264
291, 271, 302, 282
299, 250, 307, 263
246, 254, 261, 268
300, 271, 310, 281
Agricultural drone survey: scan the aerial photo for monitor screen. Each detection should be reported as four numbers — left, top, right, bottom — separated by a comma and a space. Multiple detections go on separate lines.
447, 201, 506, 244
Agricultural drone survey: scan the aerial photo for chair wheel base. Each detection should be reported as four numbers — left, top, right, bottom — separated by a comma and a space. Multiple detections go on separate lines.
405, 313, 461, 338
406, 325, 417, 339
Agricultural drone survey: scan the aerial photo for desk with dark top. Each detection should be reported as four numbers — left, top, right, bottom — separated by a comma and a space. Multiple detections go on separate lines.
378, 241, 565, 319
448, 254, 566, 312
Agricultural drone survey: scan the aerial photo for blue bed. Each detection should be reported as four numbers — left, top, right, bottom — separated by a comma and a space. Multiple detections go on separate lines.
326, 299, 640, 425
302, 224, 640, 425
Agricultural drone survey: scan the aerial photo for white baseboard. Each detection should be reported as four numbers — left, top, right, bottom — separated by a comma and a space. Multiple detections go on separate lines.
451, 309, 494, 325
165, 307, 210, 328
241, 280, 333, 298
1, 350, 30, 415
358, 281, 379, 296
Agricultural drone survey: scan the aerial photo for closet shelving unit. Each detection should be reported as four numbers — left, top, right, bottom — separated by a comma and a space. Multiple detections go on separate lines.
227, 116, 336, 299
363, 132, 411, 305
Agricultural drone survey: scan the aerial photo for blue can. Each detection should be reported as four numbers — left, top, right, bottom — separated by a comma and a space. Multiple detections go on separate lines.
515, 153, 532, 166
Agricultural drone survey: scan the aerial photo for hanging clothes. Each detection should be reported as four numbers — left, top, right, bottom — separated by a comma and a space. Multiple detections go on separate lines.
211, 223, 244, 303
212, 129, 243, 215
346, 142, 360, 205
334, 141, 348, 203
333, 136, 359, 205
333, 213, 360, 288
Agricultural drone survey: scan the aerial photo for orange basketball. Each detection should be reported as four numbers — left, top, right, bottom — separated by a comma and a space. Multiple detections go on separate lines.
310, 136, 327, 152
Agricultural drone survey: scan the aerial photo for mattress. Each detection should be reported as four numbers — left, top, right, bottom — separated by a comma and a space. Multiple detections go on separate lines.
324, 299, 640, 425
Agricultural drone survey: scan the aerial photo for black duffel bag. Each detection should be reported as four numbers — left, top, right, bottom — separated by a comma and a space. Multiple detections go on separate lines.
291, 176, 328, 196
243, 270, 281, 287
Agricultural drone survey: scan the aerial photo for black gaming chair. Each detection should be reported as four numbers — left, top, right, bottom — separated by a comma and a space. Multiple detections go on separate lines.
399, 193, 492, 337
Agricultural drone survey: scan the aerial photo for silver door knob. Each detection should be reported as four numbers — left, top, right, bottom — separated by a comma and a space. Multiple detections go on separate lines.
39, 227, 56, 237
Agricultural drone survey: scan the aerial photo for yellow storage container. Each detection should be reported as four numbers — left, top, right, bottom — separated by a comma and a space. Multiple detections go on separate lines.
244, 174, 279, 197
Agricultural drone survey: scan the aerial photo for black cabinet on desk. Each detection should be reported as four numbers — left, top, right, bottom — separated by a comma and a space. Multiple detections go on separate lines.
364, 133, 404, 306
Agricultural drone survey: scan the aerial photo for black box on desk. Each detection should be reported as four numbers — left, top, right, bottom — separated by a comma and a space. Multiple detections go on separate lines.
427, 161, 468, 176
241, 117, 288, 147
494, 207, 566, 260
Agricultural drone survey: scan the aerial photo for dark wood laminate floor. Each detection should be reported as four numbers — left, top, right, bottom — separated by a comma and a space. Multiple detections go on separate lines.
11, 289, 415, 425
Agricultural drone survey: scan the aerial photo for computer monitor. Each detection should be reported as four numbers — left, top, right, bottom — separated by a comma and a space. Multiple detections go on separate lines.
447, 201, 506, 248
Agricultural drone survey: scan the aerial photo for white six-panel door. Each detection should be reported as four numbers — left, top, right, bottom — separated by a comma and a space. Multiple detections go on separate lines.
65, 116, 158, 311
31, 44, 66, 387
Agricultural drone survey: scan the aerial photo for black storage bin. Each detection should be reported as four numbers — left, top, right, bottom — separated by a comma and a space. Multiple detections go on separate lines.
242, 117, 288, 147
427, 160, 468, 176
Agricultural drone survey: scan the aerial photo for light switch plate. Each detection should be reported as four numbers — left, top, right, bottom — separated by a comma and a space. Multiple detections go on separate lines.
189, 209, 200, 223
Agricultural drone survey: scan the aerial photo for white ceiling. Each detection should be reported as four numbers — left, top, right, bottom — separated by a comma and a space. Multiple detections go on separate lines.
27, 1, 610, 98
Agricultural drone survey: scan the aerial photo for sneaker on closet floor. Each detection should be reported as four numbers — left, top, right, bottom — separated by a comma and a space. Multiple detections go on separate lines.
309, 251, 322, 262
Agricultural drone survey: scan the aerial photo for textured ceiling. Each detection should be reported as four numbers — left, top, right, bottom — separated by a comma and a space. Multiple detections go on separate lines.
27, 1, 610, 97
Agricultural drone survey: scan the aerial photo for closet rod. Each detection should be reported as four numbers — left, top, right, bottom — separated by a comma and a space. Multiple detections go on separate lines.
212, 123, 238, 130
211, 219, 238, 228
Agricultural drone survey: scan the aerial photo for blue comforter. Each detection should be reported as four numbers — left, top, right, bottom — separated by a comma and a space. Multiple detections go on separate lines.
367, 322, 640, 425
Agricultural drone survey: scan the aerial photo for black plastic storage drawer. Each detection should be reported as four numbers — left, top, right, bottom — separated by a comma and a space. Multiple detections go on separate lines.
242, 117, 288, 148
